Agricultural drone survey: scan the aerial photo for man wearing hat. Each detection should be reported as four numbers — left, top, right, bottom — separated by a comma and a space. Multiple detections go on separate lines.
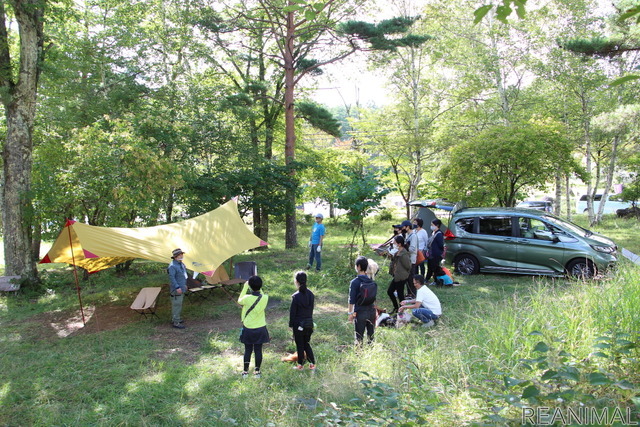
306, 213, 326, 272
168, 248, 188, 329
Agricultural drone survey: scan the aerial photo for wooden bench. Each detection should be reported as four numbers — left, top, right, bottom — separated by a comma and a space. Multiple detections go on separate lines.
0, 276, 21, 294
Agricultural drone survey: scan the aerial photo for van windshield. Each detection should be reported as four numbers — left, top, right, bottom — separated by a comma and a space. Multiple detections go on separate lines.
543, 215, 593, 237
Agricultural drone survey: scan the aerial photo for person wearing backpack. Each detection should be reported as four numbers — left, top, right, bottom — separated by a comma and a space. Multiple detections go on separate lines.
348, 256, 377, 345
239, 276, 270, 378
387, 235, 411, 315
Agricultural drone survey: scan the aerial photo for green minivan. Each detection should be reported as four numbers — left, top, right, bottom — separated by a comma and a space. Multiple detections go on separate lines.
444, 207, 617, 278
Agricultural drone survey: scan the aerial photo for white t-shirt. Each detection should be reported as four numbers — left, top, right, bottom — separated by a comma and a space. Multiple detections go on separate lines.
416, 285, 441, 316
415, 228, 429, 251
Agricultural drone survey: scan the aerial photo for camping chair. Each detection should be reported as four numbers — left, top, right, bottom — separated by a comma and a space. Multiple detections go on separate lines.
225, 261, 257, 286
203, 262, 257, 302
205, 262, 257, 287
130, 287, 162, 319
185, 277, 208, 300
0, 276, 21, 295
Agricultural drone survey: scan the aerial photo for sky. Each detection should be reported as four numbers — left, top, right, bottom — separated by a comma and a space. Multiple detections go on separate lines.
307, 53, 390, 108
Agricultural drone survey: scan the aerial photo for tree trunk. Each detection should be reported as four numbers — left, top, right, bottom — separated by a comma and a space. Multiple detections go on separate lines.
284, 8, 298, 249
554, 172, 562, 216
31, 221, 42, 262
165, 187, 175, 223
0, 0, 44, 281
565, 175, 572, 221
596, 134, 620, 222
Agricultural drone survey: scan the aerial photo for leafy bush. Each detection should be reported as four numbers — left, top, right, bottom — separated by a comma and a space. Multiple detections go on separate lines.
473, 328, 639, 424
375, 208, 394, 221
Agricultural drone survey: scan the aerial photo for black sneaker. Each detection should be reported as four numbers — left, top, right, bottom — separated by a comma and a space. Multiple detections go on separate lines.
172, 323, 185, 329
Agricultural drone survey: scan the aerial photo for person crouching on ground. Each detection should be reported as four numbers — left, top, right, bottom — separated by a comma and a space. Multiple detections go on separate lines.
239, 276, 270, 378
290, 271, 316, 371
387, 235, 411, 315
348, 256, 377, 345
398, 274, 442, 328
168, 248, 188, 329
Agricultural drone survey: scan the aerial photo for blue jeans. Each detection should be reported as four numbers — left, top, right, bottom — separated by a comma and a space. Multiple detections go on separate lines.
412, 308, 439, 323
308, 244, 322, 270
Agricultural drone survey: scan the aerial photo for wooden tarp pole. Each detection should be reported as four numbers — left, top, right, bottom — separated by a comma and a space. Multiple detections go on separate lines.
67, 221, 86, 325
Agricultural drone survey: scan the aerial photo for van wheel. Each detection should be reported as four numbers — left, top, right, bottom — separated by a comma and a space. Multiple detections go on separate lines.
454, 254, 480, 275
565, 259, 596, 279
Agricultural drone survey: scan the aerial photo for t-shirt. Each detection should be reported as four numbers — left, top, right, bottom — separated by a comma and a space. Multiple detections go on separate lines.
310, 222, 325, 245
416, 285, 442, 316
415, 228, 429, 251
238, 282, 269, 328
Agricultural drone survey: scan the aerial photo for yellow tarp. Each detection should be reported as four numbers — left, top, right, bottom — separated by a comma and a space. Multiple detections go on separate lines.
40, 200, 266, 275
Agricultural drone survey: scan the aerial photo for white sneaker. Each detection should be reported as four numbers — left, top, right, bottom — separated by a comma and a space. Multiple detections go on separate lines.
422, 320, 435, 328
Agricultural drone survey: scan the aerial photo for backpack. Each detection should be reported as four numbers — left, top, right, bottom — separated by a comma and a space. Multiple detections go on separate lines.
357, 279, 377, 306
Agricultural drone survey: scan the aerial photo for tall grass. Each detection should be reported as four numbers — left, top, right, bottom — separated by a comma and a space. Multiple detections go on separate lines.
0, 215, 638, 425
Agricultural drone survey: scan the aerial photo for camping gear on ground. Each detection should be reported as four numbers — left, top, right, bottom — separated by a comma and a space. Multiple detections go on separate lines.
40, 199, 265, 325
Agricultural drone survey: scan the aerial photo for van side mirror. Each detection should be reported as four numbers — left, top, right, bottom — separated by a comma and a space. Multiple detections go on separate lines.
534, 231, 558, 242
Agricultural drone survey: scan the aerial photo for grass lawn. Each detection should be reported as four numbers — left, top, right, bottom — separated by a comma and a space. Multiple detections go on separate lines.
0, 213, 638, 425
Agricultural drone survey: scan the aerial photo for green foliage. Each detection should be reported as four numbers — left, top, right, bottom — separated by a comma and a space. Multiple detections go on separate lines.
339, 17, 432, 51
375, 208, 394, 222
297, 58, 323, 76
33, 117, 177, 230
473, 329, 638, 424
184, 160, 299, 219
314, 373, 441, 425
440, 120, 578, 206
473, 0, 527, 24
296, 101, 341, 137
562, 37, 626, 58
334, 164, 390, 228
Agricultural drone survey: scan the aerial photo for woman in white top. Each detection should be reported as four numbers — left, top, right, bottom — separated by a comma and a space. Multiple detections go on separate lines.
413, 218, 429, 276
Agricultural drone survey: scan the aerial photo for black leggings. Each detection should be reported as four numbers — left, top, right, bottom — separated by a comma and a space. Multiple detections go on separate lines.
425, 256, 443, 282
387, 280, 405, 311
293, 327, 315, 365
243, 343, 263, 372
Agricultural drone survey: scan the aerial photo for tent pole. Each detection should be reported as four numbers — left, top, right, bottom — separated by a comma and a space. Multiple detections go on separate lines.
67, 221, 86, 325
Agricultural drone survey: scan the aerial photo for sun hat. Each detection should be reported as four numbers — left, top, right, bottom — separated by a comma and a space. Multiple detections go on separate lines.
172, 248, 185, 258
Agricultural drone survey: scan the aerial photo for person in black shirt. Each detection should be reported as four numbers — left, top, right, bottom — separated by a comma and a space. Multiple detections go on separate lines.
289, 271, 316, 370
348, 256, 377, 345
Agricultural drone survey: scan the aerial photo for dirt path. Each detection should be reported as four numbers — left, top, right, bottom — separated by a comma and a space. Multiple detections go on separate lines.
15, 299, 289, 364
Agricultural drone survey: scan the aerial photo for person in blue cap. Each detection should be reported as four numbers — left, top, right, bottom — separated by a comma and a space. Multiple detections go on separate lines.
306, 213, 325, 272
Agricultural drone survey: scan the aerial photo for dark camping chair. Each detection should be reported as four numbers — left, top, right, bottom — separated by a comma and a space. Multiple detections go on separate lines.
186, 277, 208, 300
202, 261, 257, 303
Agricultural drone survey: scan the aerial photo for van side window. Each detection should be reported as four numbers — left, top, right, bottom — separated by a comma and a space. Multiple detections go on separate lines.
519, 218, 551, 238
478, 216, 512, 236
455, 217, 475, 233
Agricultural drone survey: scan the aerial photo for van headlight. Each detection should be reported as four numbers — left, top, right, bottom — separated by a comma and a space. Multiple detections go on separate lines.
591, 245, 615, 254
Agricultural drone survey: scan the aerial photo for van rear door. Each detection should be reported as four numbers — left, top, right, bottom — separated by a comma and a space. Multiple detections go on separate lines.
473, 215, 518, 273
